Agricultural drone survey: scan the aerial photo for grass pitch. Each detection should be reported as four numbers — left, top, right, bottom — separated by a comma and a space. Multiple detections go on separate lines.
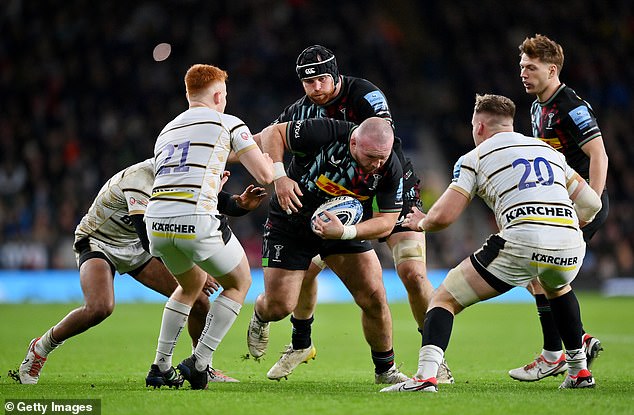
1, 293, 633, 414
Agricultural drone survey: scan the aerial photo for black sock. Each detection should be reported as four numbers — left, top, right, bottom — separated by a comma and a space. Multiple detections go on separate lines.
548, 291, 583, 350
290, 315, 314, 350
535, 294, 562, 351
421, 307, 454, 351
371, 349, 395, 374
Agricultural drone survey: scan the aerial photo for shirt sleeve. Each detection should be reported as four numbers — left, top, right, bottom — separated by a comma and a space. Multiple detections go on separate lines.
448, 152, 477, 200
374, 152, 404, 213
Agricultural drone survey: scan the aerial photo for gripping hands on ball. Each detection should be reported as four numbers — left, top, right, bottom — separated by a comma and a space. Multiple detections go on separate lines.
312, 210, 348, 239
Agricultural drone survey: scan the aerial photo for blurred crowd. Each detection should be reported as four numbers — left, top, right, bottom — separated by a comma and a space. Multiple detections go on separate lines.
1, 1, 632, 286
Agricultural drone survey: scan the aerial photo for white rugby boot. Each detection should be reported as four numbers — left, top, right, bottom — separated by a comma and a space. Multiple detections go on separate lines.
375, 365, 409, 384
380, 376, 438, 393
19, 338, 47, 384
247, 311, 270, 359
508, 353, 567, 381
267, 344, 317, 380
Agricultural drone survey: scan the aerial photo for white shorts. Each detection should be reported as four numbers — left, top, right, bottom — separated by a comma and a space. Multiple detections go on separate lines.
73, 237, 152, 275
146, 214, 244, 276
472, 234, 586, 291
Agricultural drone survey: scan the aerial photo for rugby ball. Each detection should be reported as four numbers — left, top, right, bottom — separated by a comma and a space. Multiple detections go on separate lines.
311, 196, 363, 230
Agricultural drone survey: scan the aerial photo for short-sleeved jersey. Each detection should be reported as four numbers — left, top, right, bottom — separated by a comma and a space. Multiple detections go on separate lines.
275, 75, 392, 126
530, 84, 602, 180
146, 107, 258, 218
75, 159, 154, 248
449, 131, 582, 249
272, 118, 403, 224
274, 75, 413, 169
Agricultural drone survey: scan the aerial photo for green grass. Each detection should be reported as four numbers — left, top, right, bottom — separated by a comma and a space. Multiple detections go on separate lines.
1, 294, 633, 414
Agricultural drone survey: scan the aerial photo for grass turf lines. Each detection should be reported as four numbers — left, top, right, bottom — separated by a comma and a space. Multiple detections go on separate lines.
1, 294, 633, 414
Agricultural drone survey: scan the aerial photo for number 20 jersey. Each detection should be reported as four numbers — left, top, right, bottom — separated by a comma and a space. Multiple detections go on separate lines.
449, 131, 582, 249
146, 107, 258, 218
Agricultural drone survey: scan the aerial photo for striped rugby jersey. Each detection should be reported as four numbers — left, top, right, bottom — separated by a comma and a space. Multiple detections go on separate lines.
146, 107, 257, 217
449, 131, 583, 249
74, 159, 153, 247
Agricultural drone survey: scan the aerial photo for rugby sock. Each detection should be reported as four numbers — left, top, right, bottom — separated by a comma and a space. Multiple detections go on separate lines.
372, 349, 395, 375
548, 291, 583, 351
290, 315, 314, 350
541, 349, 563, 363
564, 348, 587, 377
154, 298, 191, 371
194, 295, 241, 371
535, 294, 563, 352
421, 307, 454, 351
35, 327, 64, 357
416, 344, 444, 380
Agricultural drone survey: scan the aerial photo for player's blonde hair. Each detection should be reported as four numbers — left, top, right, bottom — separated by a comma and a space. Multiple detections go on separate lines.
518, 34, 564, 74
474, 94, 516, 119
185, 64, 228, 96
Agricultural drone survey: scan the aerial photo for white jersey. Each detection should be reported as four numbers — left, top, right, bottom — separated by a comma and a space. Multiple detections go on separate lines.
146, 107, 257, 218
74, 159, 154, 248
449, 131, 582, 249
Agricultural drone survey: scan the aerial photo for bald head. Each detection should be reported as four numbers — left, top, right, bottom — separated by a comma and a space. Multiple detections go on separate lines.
355, 117, 394, 151
350, 117, 394, 174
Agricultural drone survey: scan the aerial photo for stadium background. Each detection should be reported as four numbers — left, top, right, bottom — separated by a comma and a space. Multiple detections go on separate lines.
1, 1, 632, 298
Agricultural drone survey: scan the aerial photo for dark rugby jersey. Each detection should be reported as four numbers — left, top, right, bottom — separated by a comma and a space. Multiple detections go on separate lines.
273, 75, 415, 172
274, 75, 393, 126
530, 84, 602, 180
270, 119, 403, 224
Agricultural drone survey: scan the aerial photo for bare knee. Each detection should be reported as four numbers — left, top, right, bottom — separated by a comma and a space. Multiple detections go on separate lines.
84, 301, 114, 324
354, 286, 388, 317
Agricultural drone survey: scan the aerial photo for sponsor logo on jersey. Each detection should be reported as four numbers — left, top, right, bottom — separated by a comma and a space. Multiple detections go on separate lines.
329, 155, 342, 166
451, 156, 465, 182
363, 90, 389, 113
240, 131, 251, 141
505, 205, 574, 224
315, 175, 369, 200
538, 137, 563, 150
293, 120, 304, 139
569, 105, 592, 130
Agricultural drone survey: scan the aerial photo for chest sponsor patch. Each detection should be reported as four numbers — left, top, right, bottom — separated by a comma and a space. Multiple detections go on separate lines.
315, 175, 369, 200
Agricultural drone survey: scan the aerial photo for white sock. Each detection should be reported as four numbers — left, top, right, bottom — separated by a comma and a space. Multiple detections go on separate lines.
565, 348, 587, 376
542, 349, 563, 362
416, 345, 444, 380
154, 298, 191, 371
35, 327, 64, 357
194, 295, 242, 371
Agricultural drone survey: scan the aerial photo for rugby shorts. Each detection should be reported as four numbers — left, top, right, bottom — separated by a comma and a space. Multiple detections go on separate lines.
261, 215, 372, 270
146, 214, 243, 276
470, 234, 586, 292
73, 237, 152, 276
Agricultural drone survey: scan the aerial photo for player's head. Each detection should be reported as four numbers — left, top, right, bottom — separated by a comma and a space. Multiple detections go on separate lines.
518, 34, 564, 98
471, 94, 515, 145
185, 64, 228, 112
350, 117, 394, 174
296, 45, 341, 105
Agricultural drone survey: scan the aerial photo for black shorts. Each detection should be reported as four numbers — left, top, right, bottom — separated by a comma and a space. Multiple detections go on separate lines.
261, 215, 373, 270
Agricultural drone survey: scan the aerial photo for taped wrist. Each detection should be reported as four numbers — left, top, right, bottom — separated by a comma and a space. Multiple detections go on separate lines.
340, 225, 357, 240
273, 162, 286, 181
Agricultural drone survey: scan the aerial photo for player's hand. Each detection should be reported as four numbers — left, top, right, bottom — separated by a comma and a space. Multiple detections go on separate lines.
312, 210, 344, 239
275, 176, 303, 214
219, 171, 231, 192
403, 207, 426, 231
202, 274, 221, 296
237, 184, 267, 211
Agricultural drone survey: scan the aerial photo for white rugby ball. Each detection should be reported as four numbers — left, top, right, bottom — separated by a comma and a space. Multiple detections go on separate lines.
311, 196, 363, 230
